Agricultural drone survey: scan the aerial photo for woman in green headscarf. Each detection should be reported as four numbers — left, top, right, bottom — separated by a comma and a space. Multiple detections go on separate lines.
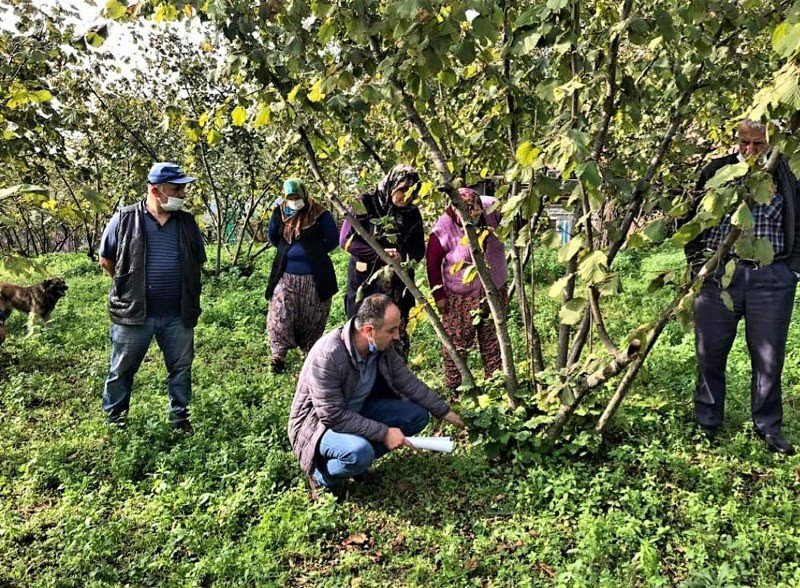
265, 178, 339, 373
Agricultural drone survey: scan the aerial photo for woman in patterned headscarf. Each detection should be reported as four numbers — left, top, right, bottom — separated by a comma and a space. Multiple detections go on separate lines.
266, 178, 339, 373
426, 187, 508, 391
338, 165, 426, 358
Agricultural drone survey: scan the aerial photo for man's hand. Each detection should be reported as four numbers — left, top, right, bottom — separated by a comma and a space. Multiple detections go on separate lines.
385, 248, 402, 263
442, 410, 465, 429
99, 256, 116, 278
383, 427, 408, 451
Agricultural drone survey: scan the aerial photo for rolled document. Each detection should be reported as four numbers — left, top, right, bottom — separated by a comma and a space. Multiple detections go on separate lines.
407, 436, 454, 453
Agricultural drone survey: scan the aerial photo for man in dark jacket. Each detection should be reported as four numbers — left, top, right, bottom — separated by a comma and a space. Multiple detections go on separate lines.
99, 162, 206, 432
687, 120, 800, 454
288, 294, 464, 496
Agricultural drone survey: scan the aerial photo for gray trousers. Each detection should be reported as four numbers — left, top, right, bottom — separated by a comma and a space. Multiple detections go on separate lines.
694, 261, 797, 434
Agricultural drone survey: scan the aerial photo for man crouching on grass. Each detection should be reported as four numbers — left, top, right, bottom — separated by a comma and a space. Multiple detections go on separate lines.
288, 293, 464, 498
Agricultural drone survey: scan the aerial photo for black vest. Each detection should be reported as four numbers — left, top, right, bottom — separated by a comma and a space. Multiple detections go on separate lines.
108, 202, 204, 327
265, 208, 338, 301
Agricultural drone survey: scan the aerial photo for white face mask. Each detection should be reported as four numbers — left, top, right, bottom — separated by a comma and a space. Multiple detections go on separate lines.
285, 198, 305, 211
161, 196, 185, 212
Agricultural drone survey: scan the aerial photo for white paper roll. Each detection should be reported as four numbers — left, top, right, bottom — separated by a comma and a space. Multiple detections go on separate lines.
407, 436, 454, 453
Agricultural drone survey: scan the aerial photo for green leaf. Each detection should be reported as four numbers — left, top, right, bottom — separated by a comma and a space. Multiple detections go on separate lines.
231, 105, 247, 126
85, 31, 106, 48
598, 275, 621, 297
548, 275, 572, 299
750, 175, 774, 204
734, 234, 755, 260
512, 30, 541, 56
575, 162, 602, 189
671, 219, 702, 247
721, 260, 736, 289
773, 66, 800, 109
731, 202, 754, 230
471, 16, 498, 41
516, 141, 541, 167
104, 0, 127, 19
559, 297, 586, 325
642, 219, 666, 243
772, 21, 800, 59
557, 234, 584, 263
720, 290, 734, 312
578, 251, 608, 285
705, 162, 748, 189
753, 237, 775, 266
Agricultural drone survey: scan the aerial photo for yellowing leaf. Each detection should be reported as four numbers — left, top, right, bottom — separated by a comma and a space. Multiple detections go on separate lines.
231, 105, 247, 127
308, 79, 326, 103
104, 0, 127, 20
287, 84, 302, 102
207, 129, 223, 146
254, 106, 271, 128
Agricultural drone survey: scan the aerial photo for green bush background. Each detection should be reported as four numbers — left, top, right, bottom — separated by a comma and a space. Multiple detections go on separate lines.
1, 247, 799, 587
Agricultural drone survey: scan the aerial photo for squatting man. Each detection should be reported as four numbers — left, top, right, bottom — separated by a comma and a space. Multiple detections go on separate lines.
288, 293, 465, 496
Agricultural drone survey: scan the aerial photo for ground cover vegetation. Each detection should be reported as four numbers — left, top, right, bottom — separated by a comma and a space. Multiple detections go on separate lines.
2, 0, 800, 445
2, 0, 800, 583
0, 248, 799, 586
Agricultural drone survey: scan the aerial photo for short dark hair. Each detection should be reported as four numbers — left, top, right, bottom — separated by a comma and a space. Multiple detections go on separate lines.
354, 294, 395, 329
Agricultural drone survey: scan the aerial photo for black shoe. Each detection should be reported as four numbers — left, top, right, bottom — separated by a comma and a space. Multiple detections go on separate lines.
173, 420, 193, 434
353, 470, 384, 485
698, 424, 718, 441
755, 430, 795, 455
270, 357, 286, 374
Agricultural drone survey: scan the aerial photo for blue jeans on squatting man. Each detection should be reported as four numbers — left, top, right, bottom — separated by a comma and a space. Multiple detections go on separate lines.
313, 398, 430, 487
102, 315, 194, 425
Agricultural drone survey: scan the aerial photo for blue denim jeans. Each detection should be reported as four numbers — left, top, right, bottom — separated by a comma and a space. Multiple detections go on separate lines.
312, 398, 430, 487
102, 316, 194, 425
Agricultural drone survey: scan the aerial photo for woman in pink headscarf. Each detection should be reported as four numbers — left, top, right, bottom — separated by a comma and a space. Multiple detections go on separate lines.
426, 188, 508, 391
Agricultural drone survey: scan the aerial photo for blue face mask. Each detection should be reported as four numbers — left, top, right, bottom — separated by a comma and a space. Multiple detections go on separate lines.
368, 337, 378, 354
282, 206, 297, 218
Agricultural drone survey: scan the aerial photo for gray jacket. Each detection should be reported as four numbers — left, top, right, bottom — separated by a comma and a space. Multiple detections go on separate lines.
288, 318, 451, 475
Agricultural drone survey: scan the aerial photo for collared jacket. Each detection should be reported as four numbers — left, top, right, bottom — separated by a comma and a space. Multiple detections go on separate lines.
685, 153, 800, 272
107, 201, 205, 327
288, 318, 451, 475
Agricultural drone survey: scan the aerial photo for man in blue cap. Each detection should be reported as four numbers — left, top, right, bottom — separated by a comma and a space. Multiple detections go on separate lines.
98, 162, 206, 432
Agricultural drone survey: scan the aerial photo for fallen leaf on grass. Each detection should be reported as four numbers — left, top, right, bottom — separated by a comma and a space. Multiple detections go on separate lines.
795, 465, 800, 485
464, 557, 478, 572
342, 532, 368, 547
538, 562, 555, 579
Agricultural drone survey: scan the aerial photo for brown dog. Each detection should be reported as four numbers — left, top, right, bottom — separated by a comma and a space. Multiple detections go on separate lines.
0, 277, 68, 340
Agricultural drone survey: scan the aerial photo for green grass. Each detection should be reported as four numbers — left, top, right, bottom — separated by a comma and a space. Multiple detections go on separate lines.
1, 247, 799, 586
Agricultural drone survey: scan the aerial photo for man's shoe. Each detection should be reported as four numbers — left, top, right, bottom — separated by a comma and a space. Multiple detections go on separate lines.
755, 430, 795, 455
353, 470, 384, 485
270, 357, 286, 374
173, 420, 193, 434
698, 424, 718, 441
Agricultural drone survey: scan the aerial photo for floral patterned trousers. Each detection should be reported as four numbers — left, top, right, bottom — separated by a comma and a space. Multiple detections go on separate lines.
440, 287, 508, 390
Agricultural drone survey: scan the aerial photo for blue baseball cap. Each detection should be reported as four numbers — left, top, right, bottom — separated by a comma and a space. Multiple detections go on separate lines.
147, 162, 196, 185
